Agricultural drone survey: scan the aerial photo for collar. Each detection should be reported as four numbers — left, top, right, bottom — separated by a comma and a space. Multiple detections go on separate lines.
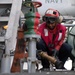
45, 24, 57, 34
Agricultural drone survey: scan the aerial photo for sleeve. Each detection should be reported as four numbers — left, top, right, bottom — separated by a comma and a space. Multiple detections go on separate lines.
38, 24, 44, 35
55, 26, 66, 51
38, 22, 45, 33
38, 25, 41, 33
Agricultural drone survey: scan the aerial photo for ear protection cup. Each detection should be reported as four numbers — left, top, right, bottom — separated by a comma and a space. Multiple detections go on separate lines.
58, 16, 63, 23
56, 10, 63, 23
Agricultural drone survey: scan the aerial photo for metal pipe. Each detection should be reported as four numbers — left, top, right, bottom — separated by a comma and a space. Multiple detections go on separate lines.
27, 39, 36, 73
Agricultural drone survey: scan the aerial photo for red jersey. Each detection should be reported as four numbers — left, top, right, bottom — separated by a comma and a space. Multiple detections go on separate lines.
38, 22, 66, 51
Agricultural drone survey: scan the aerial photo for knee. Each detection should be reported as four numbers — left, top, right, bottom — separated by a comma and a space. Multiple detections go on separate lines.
67, 44, 72, 52
64, 43, 72, 52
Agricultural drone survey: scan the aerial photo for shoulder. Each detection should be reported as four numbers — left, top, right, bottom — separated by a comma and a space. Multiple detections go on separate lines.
38, 22, 46, 29
38, 22, 46, 33
39, 22, 46, 27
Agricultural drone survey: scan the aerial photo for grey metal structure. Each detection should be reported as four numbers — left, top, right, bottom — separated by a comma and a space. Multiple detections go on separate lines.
63, 22, 75, 57
25, 35, 40, 73
63, 21, 75, 71
0, 0, 22, 73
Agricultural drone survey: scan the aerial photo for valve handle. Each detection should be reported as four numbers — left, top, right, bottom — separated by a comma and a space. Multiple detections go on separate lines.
24, 1, 42, 8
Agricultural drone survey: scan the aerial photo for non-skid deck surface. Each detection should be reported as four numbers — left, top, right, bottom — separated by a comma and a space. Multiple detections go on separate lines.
1, 71, 75, 75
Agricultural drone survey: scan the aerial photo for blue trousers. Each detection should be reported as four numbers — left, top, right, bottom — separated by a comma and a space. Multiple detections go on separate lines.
36, 39, 75, 68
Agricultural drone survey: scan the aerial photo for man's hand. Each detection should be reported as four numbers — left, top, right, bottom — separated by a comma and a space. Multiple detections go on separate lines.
52, 49, 59, 58
36, 50, 43, 60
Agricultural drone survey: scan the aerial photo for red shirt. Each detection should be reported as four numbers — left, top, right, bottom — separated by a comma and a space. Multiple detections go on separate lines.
38, 22, 66, 51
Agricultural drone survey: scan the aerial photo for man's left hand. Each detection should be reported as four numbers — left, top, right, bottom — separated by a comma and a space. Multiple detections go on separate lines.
52, 49, 59, 58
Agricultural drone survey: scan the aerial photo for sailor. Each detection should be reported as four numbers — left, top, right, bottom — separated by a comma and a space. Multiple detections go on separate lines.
36, 8, 75, 71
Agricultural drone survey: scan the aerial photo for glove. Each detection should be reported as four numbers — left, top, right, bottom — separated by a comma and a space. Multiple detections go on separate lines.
36, 50, 42, 60
36, 50, 42, 54
52, 49, 59, 58
55, 60, 63, 69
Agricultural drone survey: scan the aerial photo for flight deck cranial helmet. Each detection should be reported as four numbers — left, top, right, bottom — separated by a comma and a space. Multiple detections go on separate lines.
43, 8, 62, 24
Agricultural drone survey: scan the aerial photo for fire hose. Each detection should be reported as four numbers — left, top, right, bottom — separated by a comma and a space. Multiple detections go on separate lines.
39, 51, 63, 69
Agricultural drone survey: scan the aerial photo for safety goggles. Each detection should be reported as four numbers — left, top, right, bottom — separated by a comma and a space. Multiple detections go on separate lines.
44, 16, 57, 24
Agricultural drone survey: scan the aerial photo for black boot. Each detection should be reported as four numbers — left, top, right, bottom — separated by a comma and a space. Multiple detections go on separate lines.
55, 60, 63, 69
